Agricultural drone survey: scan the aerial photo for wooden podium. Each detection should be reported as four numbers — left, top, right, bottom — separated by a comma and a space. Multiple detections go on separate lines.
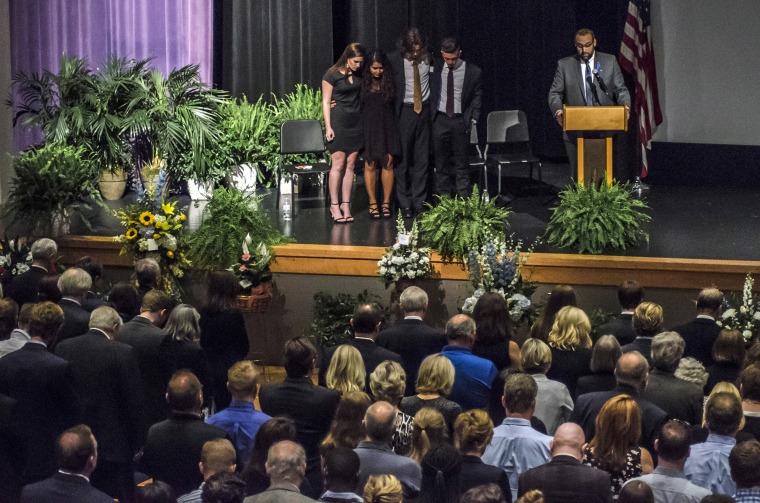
563, 105, 627, 184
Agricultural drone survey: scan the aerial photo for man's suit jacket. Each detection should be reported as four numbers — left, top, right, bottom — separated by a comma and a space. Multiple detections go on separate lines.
244, 483, 316, 503
672, 317, 722, 366
54, 329, 147, 464
376, 319, 446, 395
20, 471, 114, 503
641, 369, 703, 425
318, 338, 402, 391
9, 266, 48, 306
621, 337, 653, 366
258, 376, 340, 472
117, 315, 176, 426
460, 455, 512, 501
57, 298, 91, 343
141, 412, 227, 496
429, 59, 483, 132
569, 384, 667, 456
0, 342, 80, 482
518, 455, 613, 503
596, 313, 636, 345
548, 51, 631, 114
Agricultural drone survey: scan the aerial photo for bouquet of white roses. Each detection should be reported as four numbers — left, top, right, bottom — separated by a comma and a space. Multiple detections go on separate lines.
718, 274, 760, 342
377, 213, 433, 288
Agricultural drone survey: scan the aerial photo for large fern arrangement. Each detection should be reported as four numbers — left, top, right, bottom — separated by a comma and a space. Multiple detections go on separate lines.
310, 290, 384, 349
545, 181, 651, 254
419, 186, 511, 264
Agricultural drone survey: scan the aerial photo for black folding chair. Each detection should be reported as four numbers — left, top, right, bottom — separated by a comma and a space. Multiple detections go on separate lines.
483, 110, 542, 196
277, 119, 331, 216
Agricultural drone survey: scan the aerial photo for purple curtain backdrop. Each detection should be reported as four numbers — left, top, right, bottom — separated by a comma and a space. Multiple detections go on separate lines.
9, 0, 213, 151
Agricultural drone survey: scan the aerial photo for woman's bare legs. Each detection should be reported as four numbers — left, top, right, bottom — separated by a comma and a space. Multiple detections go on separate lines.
381, 154, 394, 217
340, 151, 359, 222
329, 151, 347, 221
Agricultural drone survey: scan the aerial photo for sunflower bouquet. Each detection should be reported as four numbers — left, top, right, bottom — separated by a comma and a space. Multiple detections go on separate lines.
114, 185, 191, 296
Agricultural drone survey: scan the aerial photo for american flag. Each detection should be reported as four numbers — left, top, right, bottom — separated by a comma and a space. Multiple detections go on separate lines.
619, 0, 662, 178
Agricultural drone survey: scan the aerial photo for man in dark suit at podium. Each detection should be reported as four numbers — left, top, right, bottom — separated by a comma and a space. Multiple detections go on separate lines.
548, 28, 630, 175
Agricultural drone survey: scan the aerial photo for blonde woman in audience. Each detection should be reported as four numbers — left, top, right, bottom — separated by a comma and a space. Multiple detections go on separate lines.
326, 344, 366, 396
521, 338, 573, 434
363, 474, 403, 503
623, 302, 664, 364
546, 306, 593, 397
408, 407, 448, 464
583, 395, 654, 498
321, 390, 372, 452
516, 490, 544, 503
399, 354, 462, 428
370, 360, 414, 455
454, 410, 511, 498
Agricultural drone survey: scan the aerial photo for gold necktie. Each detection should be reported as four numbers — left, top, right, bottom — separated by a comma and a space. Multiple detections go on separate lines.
413, 62, 422, 114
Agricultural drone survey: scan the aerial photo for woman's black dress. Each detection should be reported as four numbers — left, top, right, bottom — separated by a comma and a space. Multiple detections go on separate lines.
361, 87, 400, 165
323, 70, 363, 153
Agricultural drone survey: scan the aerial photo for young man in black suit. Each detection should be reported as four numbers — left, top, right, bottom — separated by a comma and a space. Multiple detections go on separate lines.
597, 280, 644, 345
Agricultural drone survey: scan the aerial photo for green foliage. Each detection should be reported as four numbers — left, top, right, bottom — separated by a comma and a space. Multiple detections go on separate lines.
309, 290, 383, 349
6, 143, 101, 234
588, 307, 617, 340
185, 187, 293, 271
419, 186, 511, 264
545, 181, 651, 254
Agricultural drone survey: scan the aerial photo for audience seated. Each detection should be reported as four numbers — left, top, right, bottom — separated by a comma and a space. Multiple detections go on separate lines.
325, 345, 366, 396
530, 284, 577, 344
454, 409, 511, 500
0, 302, 32, 359
521, 338, 573, 435
362, 474, 403, 503
729, 439, 760, 503
178, 438, 237, 503
369, 360, 413, 455
419, 443, 462, 503
576, 335, 622, 398
9, 238, 57, 307
622, 302, 664, 366
481, 373, 552, 502
597, 280, 644, 346
375, 286, 446, 396
318, 446, 363, 502
399, 353, 462, 428
409, 407, 448, 464
56, 267, 94, 343
705, 329, 745, 395
545, 306, 593, 397
321, 391, 373, 452
672, 287, 724, 367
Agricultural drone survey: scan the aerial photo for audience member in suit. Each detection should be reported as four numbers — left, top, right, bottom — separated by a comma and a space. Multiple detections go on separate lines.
319, 302, 402, 390
622, 302, 665, 367
440, 314, 498, 411
9, 237, 57, 307
641, 332, 704, 426
454, 409, 512, 501
199, 271, 250, 411
244, 440, 315, 503
729, 438, 760, 502
576, 335, 622, 398
0, 298, 18, 341
259, 337, 341, 495
75, 256, 109, 312
705, 329, 745, 395
597, 280, 644, 346
518, 422, 612, 503
135, 257, 162, 307
521, 339, 574, 435
20, 424, 113, 503
54, 306, 147, 503
739, 364, 760, 440
624, 420, 711, 503
56, 267, 93, 343
570, 351, 668, 457
672, 287, 724, 367
108, 281, 140, 323
530, 284, 577, 344
482, 373, 553, 502
0, 302, 32, 359
376, 286, 446, 396
353, 401, 422, 499
165, 304, 215, 411
207, 361, 271, 464
0, 302, 79, 497
118, 289, 175, 427
546, 306, 593, 398
318, 447, 363, 502
141, 370, 228, 496
177, 438, 237, 503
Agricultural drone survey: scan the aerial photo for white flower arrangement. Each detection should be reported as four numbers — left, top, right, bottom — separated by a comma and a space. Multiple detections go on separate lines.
377, 213, 433, 287
718, 274, 760, 342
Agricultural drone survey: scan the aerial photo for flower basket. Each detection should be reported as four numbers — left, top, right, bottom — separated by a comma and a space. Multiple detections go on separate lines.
236, 281, 273, 313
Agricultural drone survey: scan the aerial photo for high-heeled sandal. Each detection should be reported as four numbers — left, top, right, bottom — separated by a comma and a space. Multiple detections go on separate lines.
368, 203, 381, 219
330, 203, 347, 224
381, 203, 392, 219
340, 202, 354, 223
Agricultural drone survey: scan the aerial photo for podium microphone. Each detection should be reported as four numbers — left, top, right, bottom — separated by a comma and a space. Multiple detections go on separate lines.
592, 68, 611, 99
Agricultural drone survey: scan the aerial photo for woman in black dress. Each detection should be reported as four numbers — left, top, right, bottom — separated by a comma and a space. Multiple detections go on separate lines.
322, 42, 366, 223
360, 50, 400, 219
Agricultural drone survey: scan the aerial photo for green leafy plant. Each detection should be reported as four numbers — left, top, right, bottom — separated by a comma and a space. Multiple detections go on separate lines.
588, 307, 617, 340
419, 186, 511, 264
185, 187, 293, 271
309, 290, 384, 349
5, 143, 102, 235
545, 181, 651, 254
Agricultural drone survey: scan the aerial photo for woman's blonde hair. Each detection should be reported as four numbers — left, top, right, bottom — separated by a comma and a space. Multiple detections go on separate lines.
588, 395, 642, 471
364, 474, 403, 503
633, 302, 664, 337
326, 345, 366, 396
521, 338, 553, 374
548, 306, 592, 350
409, 407, 448, 464
415, 354, 455, 396
370, 360, 407, 405
703, 381, 745, 430
454, 409, 494, 454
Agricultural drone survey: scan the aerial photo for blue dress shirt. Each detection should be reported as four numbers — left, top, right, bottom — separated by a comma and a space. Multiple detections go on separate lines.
684, 433, 736, 496
206, 400, 270, 461
440, 345, 498, 411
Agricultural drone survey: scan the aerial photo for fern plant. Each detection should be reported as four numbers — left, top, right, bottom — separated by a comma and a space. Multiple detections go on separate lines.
309, 290, 384, 349
418, 186, 510, 264
545, 181, 651, 254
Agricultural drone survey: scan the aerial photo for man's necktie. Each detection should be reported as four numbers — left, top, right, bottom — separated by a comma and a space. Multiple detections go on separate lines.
446, 66, 454, 118
585, 61, 594, 106
413, 62, 422, 114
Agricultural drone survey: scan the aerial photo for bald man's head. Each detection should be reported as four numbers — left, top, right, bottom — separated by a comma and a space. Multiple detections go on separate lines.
615, 351, 649, 392
364, 401, 396, 443
550, 423, 586, 460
